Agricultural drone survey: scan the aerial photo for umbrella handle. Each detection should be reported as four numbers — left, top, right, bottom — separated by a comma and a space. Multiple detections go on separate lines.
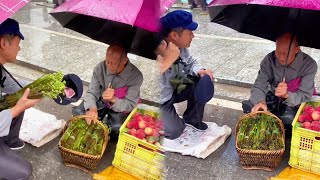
110, 50, 126, 86
281, 33, 296, 81
281, 9, 301, 81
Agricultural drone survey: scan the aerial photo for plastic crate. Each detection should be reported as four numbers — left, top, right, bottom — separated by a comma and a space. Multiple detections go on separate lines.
289, 102, 320, 175
112, 105, 166, 180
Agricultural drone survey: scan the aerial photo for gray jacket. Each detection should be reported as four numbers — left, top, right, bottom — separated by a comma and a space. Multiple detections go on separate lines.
250, 51, 317, 107
160, 48, 204, 104
84, 61, 143, 112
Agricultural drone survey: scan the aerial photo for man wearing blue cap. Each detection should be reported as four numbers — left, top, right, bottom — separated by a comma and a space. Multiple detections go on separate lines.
0, 18, 39, 179
158, 10, 214, 139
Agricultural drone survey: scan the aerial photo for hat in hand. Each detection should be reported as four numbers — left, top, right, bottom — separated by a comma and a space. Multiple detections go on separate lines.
54, 74, 83, 105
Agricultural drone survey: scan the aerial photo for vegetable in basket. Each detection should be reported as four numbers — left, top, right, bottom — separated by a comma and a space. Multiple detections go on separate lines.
61, 117, 106, 156
237, 114, 284, 150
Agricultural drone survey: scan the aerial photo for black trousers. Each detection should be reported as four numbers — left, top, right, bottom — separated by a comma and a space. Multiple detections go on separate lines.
0, 112, 32, 180
161, 76, 206, 139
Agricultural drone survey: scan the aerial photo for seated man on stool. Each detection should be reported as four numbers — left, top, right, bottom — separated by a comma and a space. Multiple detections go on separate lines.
73, 45, 143, 136
242, 32, 318, 136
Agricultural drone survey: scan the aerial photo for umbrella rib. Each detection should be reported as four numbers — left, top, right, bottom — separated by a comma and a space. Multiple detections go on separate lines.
0, 3, 14, 12
87, 2, 95, 15
0, 0, 28, 13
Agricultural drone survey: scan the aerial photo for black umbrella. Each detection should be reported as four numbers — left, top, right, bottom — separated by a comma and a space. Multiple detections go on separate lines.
208, 1, 320, 79
208, 3, 320, 49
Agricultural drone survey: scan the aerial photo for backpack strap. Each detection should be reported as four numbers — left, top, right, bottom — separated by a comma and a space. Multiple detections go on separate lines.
0, 64, 23, 88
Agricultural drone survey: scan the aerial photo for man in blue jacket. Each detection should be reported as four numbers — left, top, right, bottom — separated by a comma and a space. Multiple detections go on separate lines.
158, 10, 214, 139
0, 18, 41, 179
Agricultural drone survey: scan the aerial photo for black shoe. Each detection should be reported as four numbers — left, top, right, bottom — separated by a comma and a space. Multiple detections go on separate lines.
8, 140, 25, 150
185, 122, 208, 131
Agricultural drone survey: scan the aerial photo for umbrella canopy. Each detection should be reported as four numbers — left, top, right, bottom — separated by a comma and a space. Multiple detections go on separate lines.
0, 0, 31, 23
51, 0, 171, 59
208, 0, 320, 49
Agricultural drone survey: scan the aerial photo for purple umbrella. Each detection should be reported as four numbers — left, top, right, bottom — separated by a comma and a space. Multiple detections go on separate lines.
0, 0, 31, 23
50, 0, 172, 59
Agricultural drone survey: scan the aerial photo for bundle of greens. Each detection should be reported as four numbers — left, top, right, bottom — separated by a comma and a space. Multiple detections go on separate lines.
237, 114, 284, 150
60, 118, 105, 156
0, 72, 65, 111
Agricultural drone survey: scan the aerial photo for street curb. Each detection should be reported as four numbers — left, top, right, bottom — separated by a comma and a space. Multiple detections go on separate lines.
16, 59, 254, 89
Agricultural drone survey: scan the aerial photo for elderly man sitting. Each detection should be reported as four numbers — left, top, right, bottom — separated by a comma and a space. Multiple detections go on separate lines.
242, 32, 318, 136
73, 45, 143, 135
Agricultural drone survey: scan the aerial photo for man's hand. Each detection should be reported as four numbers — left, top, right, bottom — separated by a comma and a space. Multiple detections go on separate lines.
156, 41, 180, 73
198, 69, 214, 81
11, 88, 41, 118
102, 83, 115, 103
85, 107, 98, 125
251, 101, 268, 112
275, 82, 288, 99
163, 42, 180, 62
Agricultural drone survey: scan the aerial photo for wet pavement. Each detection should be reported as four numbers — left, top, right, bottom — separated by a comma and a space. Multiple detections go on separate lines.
2, 1, 316, 180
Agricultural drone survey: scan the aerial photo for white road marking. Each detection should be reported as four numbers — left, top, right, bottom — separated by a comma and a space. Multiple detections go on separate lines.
207, 98, 242, 111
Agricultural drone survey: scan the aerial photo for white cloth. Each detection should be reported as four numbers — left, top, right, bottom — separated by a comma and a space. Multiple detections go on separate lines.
163, 122, 232, 159
19, 108, 64, 147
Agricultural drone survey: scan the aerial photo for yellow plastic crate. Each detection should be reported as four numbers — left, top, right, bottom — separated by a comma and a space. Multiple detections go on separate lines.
112, 106, 166, 180
289, 102, 320, 175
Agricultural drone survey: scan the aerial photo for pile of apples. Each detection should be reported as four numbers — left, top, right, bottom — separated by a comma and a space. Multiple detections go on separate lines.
124, 112, 165, 145
297, 104, 320, 132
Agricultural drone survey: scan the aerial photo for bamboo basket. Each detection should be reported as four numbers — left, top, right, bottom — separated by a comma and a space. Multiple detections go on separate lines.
58, 115, 109, 173
235, 111, 285, 171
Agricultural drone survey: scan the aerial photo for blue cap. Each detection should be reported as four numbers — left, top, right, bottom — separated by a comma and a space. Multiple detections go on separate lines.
161, 10, 198, 31
0, 18, 24, 40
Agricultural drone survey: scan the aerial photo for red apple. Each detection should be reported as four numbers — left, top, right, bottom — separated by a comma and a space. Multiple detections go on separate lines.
298, 114, 306, 123
129, 129, 137, 136
127, 121, 133, 129
152, 117, 157, 122
312, 111, 320, 121
152, 130, 160, 138
136, 133, 144, 140
303, 122, 311, 129
143, 115, 153, 122
144, 127, 154, 136
311, 121, 320, 131
304, 105, 315, 115
133, 112, 143, 122
132, 121, 139, 129
303, 114, 313, 122
138, 121, 147, 129
315, 106, 320, 112
137, 129, 146, 138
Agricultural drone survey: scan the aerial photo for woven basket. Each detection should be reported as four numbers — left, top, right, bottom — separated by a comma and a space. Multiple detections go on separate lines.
235, 111, 285, 171
58, 115, 109, 173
